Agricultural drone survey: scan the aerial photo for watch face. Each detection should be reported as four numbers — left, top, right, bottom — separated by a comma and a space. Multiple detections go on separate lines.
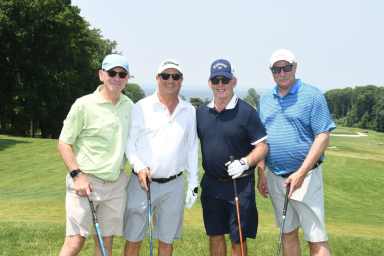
70, 170, 81, 178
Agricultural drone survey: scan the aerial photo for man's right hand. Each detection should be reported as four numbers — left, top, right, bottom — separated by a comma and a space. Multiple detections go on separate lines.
138, 167, 151, 191
73, 173, 92, 197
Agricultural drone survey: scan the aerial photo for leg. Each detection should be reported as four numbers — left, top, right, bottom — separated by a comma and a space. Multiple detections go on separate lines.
308, 241, 331, 256
94, 235, 112, 256
283, 228, 300, 256
209, 235, 226, 256
124, 241, 142, 256
231, 240, 248, 256
59, 235, 86, 256
158, 240, 173, 256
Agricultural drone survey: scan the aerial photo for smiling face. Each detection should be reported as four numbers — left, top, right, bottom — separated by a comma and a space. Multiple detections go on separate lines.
271, 60, 297, 92
209, 76, 236, 102
99, 66, 128, 95
156, 68, 183, 98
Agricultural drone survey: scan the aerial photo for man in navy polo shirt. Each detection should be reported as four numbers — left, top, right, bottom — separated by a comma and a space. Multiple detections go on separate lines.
197, 59, 268, 256
258, 49, 335, 256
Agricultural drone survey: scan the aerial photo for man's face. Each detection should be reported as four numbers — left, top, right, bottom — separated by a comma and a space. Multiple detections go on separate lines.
209, 76, 236, 101
99, 67, 129, 93
271, 60, 296, 89
156, 68, 183, 97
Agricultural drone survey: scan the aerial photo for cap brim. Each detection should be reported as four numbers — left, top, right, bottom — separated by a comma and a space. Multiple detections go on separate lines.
209, 71, 233, 79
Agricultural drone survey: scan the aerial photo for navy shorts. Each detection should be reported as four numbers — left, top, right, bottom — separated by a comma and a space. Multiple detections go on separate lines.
201, 190, 258, 242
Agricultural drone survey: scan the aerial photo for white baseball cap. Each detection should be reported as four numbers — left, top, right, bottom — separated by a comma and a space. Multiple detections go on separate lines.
269, 49, 296, 67
157, 59, 183, 74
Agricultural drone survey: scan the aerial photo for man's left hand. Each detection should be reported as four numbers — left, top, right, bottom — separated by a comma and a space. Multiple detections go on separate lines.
226, 158, 249, 179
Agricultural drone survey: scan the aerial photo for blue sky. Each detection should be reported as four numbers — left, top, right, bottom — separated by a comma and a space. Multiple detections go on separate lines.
71, 0, 383, 93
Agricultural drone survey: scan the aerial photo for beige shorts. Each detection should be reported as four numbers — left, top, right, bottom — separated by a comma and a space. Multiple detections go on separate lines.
65, 171, 129, 237
266, 166, 328, 242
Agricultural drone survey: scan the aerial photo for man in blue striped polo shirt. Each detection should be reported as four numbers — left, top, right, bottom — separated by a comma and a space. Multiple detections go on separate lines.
258, 49, 336, 256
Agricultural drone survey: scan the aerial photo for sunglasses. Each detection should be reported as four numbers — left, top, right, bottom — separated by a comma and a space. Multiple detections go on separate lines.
105, 69, 128, 78
210, 76, 231, 85
270, 64, 293, 74
159, 73, 183, 81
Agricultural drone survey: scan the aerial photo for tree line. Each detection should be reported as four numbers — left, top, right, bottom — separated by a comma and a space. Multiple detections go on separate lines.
325, 85, 384, 132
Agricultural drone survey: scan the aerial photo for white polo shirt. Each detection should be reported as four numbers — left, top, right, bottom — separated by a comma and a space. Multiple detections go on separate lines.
126, 93, 198, 188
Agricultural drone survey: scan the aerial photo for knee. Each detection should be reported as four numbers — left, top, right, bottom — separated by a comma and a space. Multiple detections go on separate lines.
309, 241, 331, 255
63, 235, 85, 252
283, 228, 299, 242
210, 235, 225, 245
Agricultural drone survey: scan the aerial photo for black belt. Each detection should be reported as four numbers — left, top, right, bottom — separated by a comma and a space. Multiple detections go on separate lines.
132, 169, 183, 183
279, 160, 323, 178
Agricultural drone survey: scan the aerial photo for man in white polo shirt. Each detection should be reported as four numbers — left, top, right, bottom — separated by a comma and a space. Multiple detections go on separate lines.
58, 54, 133, 256
123, 59, 199, 256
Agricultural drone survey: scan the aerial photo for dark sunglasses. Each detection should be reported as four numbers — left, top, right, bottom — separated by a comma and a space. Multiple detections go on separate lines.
105, 69, 128, 78
159, 73, 183, 81
270, 64, 293, 74
210, 76, 231, 85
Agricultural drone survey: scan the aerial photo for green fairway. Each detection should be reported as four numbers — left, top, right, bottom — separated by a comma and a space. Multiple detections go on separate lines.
0, 127, 383, 255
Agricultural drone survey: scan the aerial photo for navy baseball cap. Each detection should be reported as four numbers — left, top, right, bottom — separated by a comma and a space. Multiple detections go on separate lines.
209, 59, 233, 79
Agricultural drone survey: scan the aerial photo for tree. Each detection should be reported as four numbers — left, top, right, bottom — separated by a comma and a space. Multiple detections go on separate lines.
123, 83, 145, 103
190, 97, 204, 108
243, 88, 260, 109
0, 0, 116, 138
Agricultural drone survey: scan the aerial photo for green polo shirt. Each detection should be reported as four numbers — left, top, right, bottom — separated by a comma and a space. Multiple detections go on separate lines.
59, 85, 133, 181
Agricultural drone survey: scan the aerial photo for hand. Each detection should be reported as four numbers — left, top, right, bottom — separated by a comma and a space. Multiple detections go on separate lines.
226, 158, 249, 179
137, 167, 151, 191
285, 170, 305, 198
73, 173, 92, 197
257, 172, 269, 198
185, 187, 198, 208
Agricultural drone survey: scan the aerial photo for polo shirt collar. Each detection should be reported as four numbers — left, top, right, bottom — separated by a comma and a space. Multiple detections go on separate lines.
93, 85, 128, 106
208, 94, 239, 110
273, 79, 302, 96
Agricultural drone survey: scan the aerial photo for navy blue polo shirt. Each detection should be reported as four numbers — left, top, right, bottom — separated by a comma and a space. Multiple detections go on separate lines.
197, 96, 267, 200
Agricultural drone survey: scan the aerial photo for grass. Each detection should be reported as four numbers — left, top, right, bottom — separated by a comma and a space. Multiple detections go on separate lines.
0, 126, 383, 255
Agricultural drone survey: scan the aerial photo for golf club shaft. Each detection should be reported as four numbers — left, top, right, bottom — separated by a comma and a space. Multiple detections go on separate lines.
147, 177, 153, 256
230, 156, 245, 256
87, 197, 108, 256
276, 184, 290, 256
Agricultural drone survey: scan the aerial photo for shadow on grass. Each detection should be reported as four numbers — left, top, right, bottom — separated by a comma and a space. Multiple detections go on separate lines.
0, 138, 30, 151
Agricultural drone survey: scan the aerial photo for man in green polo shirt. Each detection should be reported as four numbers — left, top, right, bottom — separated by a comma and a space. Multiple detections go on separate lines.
58, 54, 133, 256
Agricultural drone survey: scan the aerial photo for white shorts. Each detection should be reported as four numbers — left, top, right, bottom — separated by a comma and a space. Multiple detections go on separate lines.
123, 174, 185, 244
65, 171, 129, 237
266, 166, 328, 242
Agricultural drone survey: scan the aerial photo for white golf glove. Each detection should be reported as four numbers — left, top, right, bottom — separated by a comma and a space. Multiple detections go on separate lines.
226, 157, 249, 179
185, 186, 198, 209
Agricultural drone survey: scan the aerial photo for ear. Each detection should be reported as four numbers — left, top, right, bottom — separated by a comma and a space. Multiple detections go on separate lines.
98, 69, 104, 82
231, 77, 237, 88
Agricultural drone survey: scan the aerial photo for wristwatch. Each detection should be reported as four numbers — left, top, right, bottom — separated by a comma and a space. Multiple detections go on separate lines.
70, 169, 82, 179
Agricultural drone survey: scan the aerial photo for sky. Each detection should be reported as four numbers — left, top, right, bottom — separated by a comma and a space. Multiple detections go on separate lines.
71, 0, 383, 93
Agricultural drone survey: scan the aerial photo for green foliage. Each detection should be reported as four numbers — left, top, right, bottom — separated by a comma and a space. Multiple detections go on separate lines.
325, 85, 384, 132
190, 97, 204, 108
0, 128, 383, 255
243, 88, 260, 109
0, 0, 116, 138
123, 83, 145, 103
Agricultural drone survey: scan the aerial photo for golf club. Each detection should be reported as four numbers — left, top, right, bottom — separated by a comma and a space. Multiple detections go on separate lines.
229, 156, 245, 256
276, 183, 290, 256
87, 197, 108, 256
146, 177, 153, 256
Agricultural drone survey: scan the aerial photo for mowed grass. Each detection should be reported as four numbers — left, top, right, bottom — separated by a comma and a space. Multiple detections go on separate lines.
0, 127, 383, 255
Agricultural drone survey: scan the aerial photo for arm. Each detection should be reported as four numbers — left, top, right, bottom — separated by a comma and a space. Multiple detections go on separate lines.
58, 140, 91, 196
256, 159, 268, 198
286, 131, 330, 197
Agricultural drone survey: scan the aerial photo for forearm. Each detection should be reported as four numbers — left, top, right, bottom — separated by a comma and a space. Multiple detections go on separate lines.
58, 140, 79, 171
245, 141, 268, 168
297, 132, 330, 175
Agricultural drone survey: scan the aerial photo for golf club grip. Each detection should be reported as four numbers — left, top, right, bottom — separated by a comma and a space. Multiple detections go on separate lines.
283, 184, 290, 215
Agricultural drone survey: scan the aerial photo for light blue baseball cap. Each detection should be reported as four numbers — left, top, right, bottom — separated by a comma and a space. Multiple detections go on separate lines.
102, 54, 129, 72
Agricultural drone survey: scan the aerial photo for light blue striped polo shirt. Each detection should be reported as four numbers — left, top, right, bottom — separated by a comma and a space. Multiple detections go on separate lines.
259, 79, 336, 175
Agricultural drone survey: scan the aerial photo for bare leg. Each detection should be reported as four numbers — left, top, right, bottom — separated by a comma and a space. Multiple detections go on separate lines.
209, 235, 226, 256
231, 240, 248, 256
94, 236, 112, 256
283, 229, 301, 256
59, 235, 86, 256
124, 240, 142, 256
158, 240, 173, 256
309, 241, 331, 256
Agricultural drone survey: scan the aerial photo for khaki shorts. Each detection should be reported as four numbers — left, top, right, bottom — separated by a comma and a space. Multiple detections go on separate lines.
266, 166, 328, 242
65, 171, 129, 237
123, 174, 185, 244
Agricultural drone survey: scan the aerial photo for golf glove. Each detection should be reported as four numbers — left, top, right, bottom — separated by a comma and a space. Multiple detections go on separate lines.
227, 157, 249, 179
185, 186, 198, 208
